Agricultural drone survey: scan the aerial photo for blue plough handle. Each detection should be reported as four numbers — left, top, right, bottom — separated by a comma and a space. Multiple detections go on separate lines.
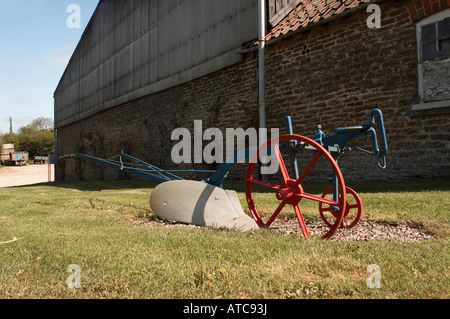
367, 109, 388, 168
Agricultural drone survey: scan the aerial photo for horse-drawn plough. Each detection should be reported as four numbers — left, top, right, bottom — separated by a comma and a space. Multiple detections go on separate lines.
60, 109, 387, 239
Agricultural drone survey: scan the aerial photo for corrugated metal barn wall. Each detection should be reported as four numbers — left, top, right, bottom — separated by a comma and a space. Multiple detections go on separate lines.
54, 0, 258, 129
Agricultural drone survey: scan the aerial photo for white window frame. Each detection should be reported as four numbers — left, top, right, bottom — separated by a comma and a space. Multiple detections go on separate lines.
412, 8, 450, 112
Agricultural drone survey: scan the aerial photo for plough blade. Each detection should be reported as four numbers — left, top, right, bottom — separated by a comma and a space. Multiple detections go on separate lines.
150, 180, 259, 232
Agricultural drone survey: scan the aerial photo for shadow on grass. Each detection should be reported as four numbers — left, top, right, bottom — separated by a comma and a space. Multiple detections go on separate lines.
223, 179, 450, 194
9, 178, 450, 194
10, 179, 159, 192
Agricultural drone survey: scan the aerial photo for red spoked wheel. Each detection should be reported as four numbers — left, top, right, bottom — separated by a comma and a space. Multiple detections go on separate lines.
245, 134, 347, 239
319, 186, 363, 229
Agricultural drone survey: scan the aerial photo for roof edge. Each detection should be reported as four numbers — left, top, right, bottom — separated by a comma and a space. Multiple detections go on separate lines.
239, 0, 387, 53
53, 0, 104, 96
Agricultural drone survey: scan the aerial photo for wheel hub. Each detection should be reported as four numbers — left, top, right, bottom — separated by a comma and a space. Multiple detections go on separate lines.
276, 179, 303, 205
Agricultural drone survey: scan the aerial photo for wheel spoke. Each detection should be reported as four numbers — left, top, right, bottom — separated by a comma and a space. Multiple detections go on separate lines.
293, 205, 309, 237
302, 192, 340, 206
295, 150, 323, 184
248, 178, 281, 190
265, 200, 287, 228
274, 143, 290, 182
246, 134, 348, 239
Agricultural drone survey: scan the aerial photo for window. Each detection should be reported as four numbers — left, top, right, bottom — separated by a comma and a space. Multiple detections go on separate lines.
414, 9, 450, 111
420, 17, 450, 62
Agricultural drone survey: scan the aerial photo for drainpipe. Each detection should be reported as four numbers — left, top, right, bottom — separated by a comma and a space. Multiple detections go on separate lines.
258, 0, 267, 181
258, 0, 266, 132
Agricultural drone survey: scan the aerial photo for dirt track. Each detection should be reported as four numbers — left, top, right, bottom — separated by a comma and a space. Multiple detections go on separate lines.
0, 164, 55, 188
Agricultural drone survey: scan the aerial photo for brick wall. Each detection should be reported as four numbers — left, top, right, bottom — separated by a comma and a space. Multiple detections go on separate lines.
56, 55, 259, 182
56, 0, 450, 183
408, 0, 450, 22
263, 0, 442, 181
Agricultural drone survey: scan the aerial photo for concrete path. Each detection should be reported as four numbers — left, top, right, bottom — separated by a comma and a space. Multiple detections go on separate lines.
0, 164, 54, 188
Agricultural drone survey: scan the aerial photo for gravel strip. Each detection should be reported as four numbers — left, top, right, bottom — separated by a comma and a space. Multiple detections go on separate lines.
142, 218, 433, 242
269, 219, 433, 241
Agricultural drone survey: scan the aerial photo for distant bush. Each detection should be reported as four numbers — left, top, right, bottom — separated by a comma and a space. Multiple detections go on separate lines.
1, 117, 54, 160
17, 125, 54, 159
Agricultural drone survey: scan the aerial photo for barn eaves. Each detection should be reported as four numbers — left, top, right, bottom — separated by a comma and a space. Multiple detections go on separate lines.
239, 0, 385, 53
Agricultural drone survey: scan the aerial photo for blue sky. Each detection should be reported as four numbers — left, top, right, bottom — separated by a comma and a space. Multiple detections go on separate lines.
0, 0, 99, 134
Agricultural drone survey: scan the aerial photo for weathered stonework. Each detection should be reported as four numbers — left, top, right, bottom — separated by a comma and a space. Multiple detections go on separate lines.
56, 0, 450, 183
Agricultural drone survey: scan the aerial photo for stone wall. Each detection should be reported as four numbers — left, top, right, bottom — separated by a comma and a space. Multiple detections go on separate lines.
56, 55, 259, 182
56, 0, 450, 183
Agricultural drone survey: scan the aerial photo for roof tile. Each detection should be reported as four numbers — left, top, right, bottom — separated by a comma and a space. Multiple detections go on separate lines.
265, 0, 372, 42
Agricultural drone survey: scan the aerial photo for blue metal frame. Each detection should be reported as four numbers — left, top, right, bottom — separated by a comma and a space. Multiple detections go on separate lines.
285, 108, 387, 167
318, 109, 388, 165
63, 149, 256, 189
284, 108, 388, 203
202, 148, 257, 187
64, 153, 181, 184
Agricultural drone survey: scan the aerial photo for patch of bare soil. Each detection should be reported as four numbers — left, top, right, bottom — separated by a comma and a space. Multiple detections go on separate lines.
0, 164, 54, 188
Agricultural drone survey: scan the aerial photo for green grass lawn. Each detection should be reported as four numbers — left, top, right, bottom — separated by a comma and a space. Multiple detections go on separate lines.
0, 179, 449, 299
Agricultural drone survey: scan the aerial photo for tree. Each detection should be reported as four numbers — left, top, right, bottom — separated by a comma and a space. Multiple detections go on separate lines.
30, 117, 54, 130
1, 132, 19, 165
17, 124, 54, 159
2, 132, 19, 146
0, 118, 54, 160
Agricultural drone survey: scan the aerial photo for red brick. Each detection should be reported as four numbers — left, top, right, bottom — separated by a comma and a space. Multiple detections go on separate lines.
415, 1, 424, 10
423, 0, 433, 15
430, 0, 440, 12
417, 7, 426, 19
408, 5, 419, 22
